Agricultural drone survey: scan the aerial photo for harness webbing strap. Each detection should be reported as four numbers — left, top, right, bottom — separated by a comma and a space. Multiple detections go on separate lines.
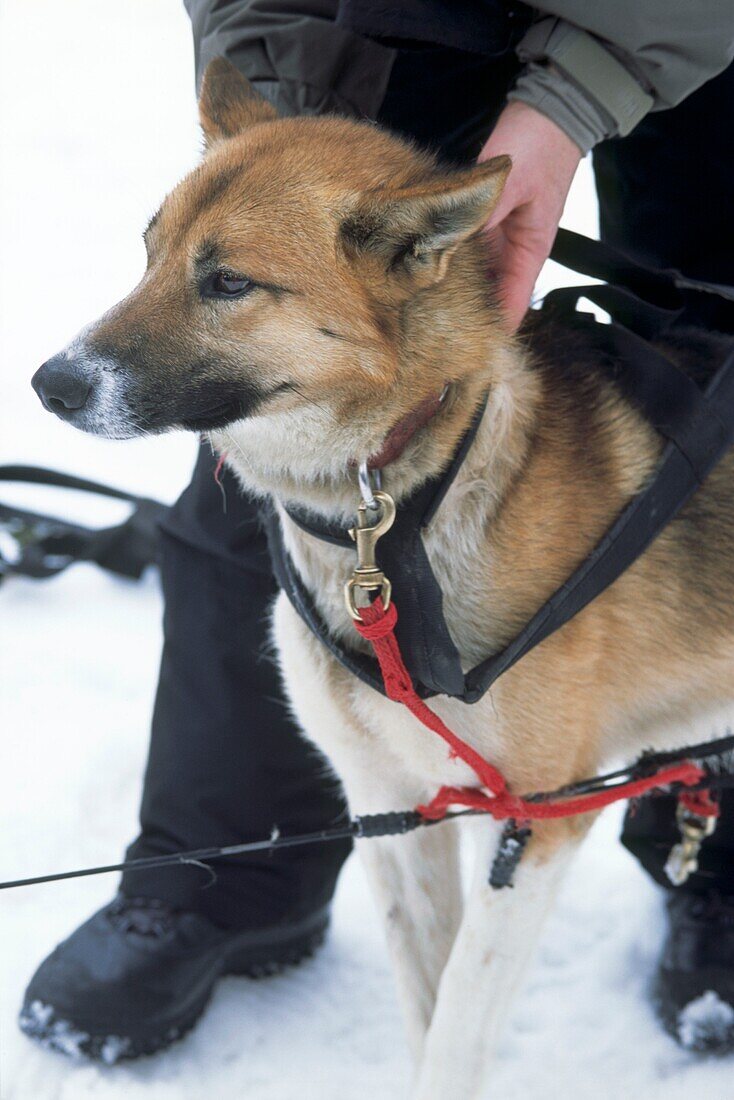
551, 228, 734, 319
550, 230, 685, 307
541, 282, 730, 470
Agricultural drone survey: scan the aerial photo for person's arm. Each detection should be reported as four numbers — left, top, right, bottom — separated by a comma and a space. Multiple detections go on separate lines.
482, 2, 734, 330
508, 2, 734, 155
184, 0, 393, 116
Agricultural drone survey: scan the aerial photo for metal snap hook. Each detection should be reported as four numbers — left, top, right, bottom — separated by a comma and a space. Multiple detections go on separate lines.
345, 488, 396, 621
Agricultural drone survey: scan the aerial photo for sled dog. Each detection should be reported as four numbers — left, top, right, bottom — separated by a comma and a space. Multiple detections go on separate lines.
33, 59, 734, 1098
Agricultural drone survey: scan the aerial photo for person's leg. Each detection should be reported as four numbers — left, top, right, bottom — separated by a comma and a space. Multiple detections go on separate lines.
19, 450, 351, 1060
594, 62, 734, 1050
121, 447, 352, 929
593, 61, 734, 894
593, 61, 734, 332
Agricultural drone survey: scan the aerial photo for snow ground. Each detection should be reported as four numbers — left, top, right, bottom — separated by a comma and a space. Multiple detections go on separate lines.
1, 2, 733, 1098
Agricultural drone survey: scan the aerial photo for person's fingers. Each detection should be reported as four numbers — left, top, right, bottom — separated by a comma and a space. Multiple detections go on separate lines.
489, 224, 548, 331
477, 102, 583, 330
498, 249, 540, 330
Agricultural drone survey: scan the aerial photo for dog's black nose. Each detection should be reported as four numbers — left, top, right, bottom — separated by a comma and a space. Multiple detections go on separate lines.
32, 355, 92, 416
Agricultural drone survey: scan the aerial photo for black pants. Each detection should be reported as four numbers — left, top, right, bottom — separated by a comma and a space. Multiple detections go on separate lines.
123, 47, 734, 925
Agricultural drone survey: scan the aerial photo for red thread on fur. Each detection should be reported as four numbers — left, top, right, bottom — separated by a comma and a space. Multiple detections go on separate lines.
355, 598, 706, 824
213, 453, 227, 488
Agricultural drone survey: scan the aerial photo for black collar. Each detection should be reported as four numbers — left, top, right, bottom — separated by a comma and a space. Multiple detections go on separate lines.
284, 393, 488, 547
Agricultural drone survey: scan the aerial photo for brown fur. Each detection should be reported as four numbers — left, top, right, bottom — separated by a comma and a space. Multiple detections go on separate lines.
71, 53, 734, 818
72, 56, 734, 833
48, 60, 734, 1089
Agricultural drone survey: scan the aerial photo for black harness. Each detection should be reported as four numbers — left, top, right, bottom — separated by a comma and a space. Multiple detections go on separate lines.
266, 229, 734, 702
3, 231, 734, 705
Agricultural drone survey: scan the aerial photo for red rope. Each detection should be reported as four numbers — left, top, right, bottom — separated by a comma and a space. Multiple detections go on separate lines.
680, 788, 721, 818
355, 598, 705, 823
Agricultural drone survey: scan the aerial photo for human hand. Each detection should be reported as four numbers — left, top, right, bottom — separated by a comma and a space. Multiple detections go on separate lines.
478, 100, 582, 331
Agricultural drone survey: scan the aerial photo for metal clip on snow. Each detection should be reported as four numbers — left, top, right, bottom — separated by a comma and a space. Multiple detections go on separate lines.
0, 465, 165, 584
344, 485, 396, 623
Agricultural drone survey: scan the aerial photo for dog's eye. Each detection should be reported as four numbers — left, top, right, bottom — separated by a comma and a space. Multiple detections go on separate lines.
203, 271, 254, 299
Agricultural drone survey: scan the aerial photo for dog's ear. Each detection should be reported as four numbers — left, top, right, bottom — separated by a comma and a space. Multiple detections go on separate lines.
340, 156, 511, 285
199, 58, 278, 147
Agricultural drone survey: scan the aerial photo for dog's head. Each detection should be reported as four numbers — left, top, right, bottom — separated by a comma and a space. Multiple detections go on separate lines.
33, 59, 510, 498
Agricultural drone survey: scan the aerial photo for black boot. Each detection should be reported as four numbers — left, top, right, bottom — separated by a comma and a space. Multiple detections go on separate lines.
19, 893, 330, 1063
653, 892, 734, 1053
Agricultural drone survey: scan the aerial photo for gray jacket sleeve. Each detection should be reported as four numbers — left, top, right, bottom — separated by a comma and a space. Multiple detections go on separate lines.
508, 3, 734, 153
184, 0, 734, 154
183, 0, 394, 118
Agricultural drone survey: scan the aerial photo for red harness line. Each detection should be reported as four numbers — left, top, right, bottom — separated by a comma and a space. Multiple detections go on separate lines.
354, 598, 708, 823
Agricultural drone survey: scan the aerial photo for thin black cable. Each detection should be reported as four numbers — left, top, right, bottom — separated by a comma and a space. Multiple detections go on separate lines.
0, 811, 440, 892
3, 734, 734, 893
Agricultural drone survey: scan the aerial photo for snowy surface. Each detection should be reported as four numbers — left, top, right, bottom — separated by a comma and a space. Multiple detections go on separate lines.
1, 2, 733, 1098
678, 992, 734, 1053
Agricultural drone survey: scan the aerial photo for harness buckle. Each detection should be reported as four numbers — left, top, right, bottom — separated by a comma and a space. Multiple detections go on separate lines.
664, 802, 718, 886
345, 490, 396, 621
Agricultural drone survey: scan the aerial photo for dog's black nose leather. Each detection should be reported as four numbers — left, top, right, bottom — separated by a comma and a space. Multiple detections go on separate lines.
33, 356, 92, 415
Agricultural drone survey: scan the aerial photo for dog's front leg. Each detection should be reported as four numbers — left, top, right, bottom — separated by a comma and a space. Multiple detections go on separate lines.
272, 596, 463, 1060
413, 817, 592, 1100
352, 802, 463, 1060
